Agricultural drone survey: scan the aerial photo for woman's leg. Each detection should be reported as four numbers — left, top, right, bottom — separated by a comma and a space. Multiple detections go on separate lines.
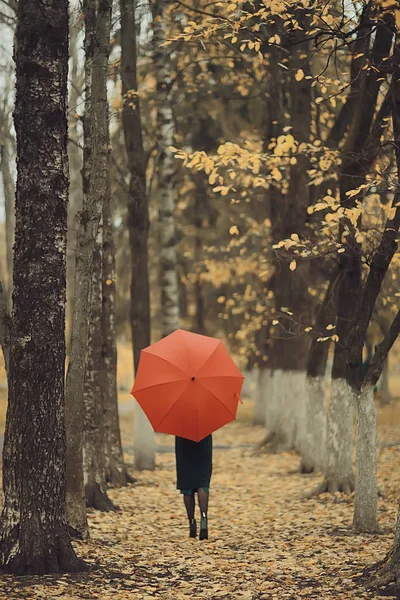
197, 488, 209, 540
183, 492, 195, 520
183, 492, 197, 538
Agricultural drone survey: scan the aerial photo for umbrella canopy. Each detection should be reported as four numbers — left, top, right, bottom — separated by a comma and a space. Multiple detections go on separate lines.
131, 329, 244, 442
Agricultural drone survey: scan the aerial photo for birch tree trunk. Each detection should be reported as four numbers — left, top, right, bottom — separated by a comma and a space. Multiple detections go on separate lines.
66, 10, 84, 354
353, 385, 378, 532
102, 164, 133, 486
83, 222, 115, 511
66, 0, 112, 536
151, 0, 180, 338
0, 0, 85, 573
121, 0, 155, 471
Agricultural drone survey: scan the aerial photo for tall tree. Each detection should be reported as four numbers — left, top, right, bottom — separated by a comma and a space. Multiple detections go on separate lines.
121, 0, 155, 471
102, 162, 134, 486
151, 0, 180, 337
65, 0, 113, 536
0, 0, 84, 573
83, 220, 116, 510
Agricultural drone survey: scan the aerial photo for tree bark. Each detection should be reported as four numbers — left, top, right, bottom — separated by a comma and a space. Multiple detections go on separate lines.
66, 0, 112, 536
301, 273, 337, 473
0, 0, 85, 574
83, 220, 116, 511
102, 163, 133, 486
66, 9, 84, 355
121, 0, 155, 470
151, 0, 180, 338
266, 30, 312, 453
353, 385, 378, 532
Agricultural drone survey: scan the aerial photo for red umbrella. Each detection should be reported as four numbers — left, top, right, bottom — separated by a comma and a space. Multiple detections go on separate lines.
131, 329, 244, 442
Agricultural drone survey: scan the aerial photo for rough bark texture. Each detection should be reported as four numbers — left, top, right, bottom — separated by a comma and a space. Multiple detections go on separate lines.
121, 0, 155, 471
102, 165, 133, 486
353, 386, 378, 533
83, 222, 116, 511
151, 0, 180, 338
66, 0, 112, 536
0, 0, 85, 574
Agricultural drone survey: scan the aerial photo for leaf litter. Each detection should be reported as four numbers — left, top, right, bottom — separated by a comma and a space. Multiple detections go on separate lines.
1, 402, 400, 600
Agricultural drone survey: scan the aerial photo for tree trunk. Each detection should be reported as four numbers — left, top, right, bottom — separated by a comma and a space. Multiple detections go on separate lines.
253, 368, 269, 426
0, 0, 85, 574
65, 0, 112, 536
121, 0, 155, 471
301, 376, 327, 473
66, 10, 84, 355
102, 164, 133, 486
301, 275, 337, 473
0, 135, 15, 311
323, 378, 355, 494
353, 385, 378, 532
263, 28, 312, 454
83, 221, 116, 511
193, 171, 207, 335
151, 0, 180, 338
379, 357, 392, 405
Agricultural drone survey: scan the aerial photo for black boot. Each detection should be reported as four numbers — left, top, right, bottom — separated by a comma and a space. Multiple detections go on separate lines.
189, 519, 197, 538
199, 513, 208, 540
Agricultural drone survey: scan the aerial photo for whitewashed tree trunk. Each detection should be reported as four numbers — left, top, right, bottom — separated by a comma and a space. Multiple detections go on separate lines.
324, 378, 354, 494
267, 369, 305, 451
134, 402, 156, 471
265, 370, 279, 441
254, 367, 267, 425
151, 1, 180, 338
353, 385, 378, 532
267, 370, 306, 451
301, 375, 327, 472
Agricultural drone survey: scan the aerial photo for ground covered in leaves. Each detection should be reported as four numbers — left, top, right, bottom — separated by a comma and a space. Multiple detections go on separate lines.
1, 400, 400, 600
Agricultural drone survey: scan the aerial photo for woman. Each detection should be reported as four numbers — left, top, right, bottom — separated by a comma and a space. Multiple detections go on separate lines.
175, 434, 212, 540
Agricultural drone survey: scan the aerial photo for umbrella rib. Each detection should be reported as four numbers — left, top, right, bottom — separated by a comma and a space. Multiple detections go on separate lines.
195, 380, 238, 419
141, 350, 190, 378
153, 381, 191, 431
132, 378, 188, 394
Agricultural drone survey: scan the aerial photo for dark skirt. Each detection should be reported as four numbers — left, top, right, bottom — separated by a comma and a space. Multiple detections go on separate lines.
175, 434, 212, 491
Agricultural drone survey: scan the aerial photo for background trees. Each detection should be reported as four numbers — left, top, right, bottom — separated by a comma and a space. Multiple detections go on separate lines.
0, 0, 399, 584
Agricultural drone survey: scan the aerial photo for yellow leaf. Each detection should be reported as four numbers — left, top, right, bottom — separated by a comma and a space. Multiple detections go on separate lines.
289, 260, 297, 271
229, 225, 239, 235
217, 296, 226, 304
305, 326, 312, 332
326, 324, 335, 330
272, 319, 279, 325
295, 69, 305, 82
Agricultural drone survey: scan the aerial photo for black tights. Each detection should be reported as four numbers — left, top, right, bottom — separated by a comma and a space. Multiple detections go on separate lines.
183, 488, 209, 520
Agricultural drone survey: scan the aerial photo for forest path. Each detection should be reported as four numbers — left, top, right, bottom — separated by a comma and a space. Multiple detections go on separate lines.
1, 407, 400, 599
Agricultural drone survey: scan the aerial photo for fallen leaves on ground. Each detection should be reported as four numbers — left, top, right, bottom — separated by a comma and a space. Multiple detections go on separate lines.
1, 401, 400, 600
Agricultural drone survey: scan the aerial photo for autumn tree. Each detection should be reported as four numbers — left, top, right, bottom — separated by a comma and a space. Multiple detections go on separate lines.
0, 0, 85, 573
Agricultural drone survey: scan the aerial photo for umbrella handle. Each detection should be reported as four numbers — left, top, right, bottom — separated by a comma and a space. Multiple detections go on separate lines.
234, 392, 243, 404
